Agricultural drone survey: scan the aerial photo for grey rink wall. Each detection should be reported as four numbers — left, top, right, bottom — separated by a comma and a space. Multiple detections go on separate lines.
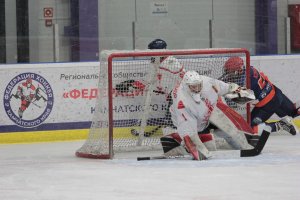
4, 0, 300, 63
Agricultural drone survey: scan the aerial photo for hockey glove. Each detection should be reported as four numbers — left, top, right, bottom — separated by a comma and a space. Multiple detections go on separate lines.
228, 83, 242, 93
225, 88, 255, 104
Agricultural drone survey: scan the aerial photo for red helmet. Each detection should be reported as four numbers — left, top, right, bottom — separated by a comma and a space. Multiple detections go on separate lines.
224, 57, 244, 74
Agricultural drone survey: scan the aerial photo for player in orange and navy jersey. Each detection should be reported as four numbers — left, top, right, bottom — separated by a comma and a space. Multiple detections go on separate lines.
222, 57, 299, 135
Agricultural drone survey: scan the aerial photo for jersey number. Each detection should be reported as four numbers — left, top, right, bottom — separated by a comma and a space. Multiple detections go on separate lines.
258, 72, 268, 89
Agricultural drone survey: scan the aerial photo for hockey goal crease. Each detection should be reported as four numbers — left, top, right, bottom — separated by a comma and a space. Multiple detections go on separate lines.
75, 48, 267, 159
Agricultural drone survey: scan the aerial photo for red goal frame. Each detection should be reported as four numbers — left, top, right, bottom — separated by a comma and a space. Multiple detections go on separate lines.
76, 48, 251, 159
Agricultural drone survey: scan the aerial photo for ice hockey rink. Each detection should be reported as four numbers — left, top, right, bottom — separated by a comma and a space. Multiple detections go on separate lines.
0, 134, 299, 200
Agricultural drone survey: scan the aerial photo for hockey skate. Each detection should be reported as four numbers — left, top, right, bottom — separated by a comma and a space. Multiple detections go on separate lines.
275, 116, 298, 135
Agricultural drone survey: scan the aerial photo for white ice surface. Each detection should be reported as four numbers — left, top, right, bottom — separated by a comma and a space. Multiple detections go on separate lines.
0, 134, 300, 200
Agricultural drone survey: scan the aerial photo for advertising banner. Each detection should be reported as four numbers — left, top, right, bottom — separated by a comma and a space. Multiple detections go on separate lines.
1, 55, 300, 134
0, 62, 99, 132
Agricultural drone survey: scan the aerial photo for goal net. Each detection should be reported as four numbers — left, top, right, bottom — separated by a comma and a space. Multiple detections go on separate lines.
76, 48, 250, 159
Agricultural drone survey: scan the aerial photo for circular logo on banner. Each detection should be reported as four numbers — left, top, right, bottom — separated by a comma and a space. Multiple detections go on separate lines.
3, 73, 54, 128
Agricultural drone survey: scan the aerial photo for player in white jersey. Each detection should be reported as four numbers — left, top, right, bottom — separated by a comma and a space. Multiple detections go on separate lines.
115, 39, 183, 99
165, 70, 257, 160
148, 39, 185, 96
146, 39, 186, 127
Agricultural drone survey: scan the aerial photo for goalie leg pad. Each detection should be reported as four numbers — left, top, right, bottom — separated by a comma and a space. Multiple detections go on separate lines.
183, 135, 200, 160
209, 104, 253, 150
183, 134, 211, 160
199, 133, 217, 151
160, 133, 183, 153
161, 132, 216, 156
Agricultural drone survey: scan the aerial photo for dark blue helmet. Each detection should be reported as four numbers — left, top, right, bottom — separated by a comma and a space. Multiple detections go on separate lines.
148, 39, 167, 49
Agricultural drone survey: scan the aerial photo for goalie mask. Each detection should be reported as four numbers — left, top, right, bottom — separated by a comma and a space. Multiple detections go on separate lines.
182, 71, 203, 103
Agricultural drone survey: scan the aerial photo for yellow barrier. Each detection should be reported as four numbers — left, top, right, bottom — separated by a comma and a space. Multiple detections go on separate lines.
1, 120, 299, 144
0, 126, 163, 144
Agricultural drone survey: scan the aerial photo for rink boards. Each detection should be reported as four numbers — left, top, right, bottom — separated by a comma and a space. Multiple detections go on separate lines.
1, 55, 300, 143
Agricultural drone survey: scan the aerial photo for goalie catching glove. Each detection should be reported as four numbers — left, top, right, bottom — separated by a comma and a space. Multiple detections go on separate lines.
226, 83, 256, 104
228, 83, 242, 93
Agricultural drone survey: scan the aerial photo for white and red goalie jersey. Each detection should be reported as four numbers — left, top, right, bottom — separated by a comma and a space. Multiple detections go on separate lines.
169, 73, 255, 151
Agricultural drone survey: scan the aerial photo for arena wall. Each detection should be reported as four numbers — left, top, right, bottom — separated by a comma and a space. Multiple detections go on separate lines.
1, 54, 299, 143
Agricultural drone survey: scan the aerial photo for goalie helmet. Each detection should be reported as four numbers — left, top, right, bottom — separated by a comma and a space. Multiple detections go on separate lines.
224, 57, 244, 75
148, 39, 167, 49
182, 71, 203, 103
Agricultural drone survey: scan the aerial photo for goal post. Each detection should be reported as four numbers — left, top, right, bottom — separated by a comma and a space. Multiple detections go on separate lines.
76, 48, 251, 159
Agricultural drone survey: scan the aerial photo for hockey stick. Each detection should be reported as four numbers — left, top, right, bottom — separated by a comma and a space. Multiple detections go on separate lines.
137, 130, 270, 161
240, 130, 270, 157
137, 155, 193, 161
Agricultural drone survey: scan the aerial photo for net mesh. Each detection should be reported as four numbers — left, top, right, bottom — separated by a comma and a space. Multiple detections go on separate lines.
76, 48, 249, 159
